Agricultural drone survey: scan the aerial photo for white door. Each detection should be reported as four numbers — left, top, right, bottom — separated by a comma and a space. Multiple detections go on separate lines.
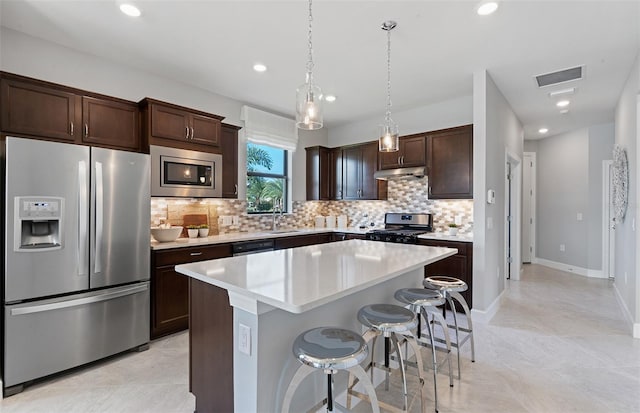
522, 153, 535, 263
603, 160, 615, 279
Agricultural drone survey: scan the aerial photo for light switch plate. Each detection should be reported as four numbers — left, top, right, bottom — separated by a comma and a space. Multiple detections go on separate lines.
239, 324, 251, 355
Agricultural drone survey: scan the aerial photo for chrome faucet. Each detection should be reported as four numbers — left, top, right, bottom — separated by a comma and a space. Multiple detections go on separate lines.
272, 198, 283, 231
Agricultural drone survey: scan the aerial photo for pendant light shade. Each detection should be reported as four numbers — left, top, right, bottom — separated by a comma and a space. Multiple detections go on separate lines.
378, 20, 399, 152
296, 0, 323, 130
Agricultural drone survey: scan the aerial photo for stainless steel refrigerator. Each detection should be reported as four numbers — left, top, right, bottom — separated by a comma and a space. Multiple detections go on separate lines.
2, 137, 150, 396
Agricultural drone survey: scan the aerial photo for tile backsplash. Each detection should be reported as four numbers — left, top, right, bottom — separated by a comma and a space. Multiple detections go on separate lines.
151, 178, 473, 236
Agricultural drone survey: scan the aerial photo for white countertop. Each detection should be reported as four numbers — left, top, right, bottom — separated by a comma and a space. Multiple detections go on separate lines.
175, 239, 457, 314
151, 227, 472, 250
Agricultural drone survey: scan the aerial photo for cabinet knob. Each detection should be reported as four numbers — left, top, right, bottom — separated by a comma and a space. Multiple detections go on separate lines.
186, 127, 189, 139
190, 127, 194, 139
70, 122, 74, 136
190, 252, 203, 256
234, 184, 238, 195
84, 124, 88, 138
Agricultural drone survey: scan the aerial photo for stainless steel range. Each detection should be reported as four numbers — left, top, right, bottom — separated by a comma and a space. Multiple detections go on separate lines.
366, 213, 433, 244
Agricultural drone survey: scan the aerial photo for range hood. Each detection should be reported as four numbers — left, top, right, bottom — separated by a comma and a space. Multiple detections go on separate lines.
374, 166, 426, 180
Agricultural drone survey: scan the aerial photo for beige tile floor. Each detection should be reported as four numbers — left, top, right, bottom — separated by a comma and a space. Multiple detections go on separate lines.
1, 264, 639, 413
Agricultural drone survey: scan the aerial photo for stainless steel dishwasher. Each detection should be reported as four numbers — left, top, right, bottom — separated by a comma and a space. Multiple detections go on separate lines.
232, 239, 275, 256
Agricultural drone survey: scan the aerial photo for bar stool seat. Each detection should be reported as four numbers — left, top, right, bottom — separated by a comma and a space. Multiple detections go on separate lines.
423, 276, 475, 380
281, 327, 380, 413
394, 288, 453, 413
348, 304, 428, 413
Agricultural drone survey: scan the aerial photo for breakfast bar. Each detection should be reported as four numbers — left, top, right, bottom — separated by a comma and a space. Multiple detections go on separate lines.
176, 239, 457, 413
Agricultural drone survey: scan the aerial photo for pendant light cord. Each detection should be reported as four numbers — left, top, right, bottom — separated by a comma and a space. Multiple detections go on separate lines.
306, 0, 314, 85
385, 24, 392, 123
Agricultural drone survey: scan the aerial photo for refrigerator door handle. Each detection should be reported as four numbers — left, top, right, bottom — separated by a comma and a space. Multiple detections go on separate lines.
9, 284, 149, 316
78, 160, 88, 276
94, 161, 103, 274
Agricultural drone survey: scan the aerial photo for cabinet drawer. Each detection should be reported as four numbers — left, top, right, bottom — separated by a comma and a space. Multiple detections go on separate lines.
154, 244, 232, 266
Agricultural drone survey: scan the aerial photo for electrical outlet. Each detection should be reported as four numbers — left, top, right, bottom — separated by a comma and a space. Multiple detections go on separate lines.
487, 217, 493, 229
232, 215, 239, 225
560, 244, 565, 252
239, 324, 251, 355
455, 215, 463, 226
576, 212, 583, 221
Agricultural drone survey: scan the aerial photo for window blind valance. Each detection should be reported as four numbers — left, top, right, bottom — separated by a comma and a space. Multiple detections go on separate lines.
240, 105, 298, 151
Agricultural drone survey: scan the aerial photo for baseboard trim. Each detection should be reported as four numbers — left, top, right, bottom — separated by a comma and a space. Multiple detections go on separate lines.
470, 289, 505, 324
612, 282, 637, 337
533, 258, 605, 278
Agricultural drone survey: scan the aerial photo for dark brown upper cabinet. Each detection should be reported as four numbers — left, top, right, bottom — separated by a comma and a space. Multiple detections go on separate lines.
378, 133, 426, 170
221, 123, 241, 199
342, 142, 387, 200
427, 124, 473, 199
306, 146, 332, 200
1, 72, 141, 151
140, 98, 224, 153
330, 147, 343, 200
82, 97, 139, 150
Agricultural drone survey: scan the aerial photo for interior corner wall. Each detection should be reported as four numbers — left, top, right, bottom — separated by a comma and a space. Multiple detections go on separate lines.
472, 70, 523, 312
327, 96, 473, 147
614, 50, 639, 332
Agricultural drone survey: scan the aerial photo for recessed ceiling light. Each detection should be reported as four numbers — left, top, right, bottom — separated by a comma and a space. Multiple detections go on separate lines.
477, 1, 499, 16
119, 3, 141, 17
560, 109, 569, 114
538, 128, 549, 134
556, 100, 570, 107
325, 95, 336, 102
548, 87, 576, 98
253, 63, 267, 73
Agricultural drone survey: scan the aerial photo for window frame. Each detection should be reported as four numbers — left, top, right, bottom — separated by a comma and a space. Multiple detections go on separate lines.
246, 142, 289, 214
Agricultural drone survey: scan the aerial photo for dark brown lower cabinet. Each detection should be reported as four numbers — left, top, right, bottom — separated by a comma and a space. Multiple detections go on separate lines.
150, 244, 232, 339
189, 278, 233, 413
273, 233, 332, 249
418, 239, 473, 310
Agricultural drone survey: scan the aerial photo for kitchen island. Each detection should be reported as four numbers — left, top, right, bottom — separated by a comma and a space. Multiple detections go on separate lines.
176, 239, 457, 413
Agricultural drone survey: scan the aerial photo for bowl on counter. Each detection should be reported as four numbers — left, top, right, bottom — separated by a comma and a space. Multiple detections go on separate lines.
151, 226, 183, 242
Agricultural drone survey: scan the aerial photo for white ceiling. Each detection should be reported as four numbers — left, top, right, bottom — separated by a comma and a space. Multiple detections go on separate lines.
1, 1, 638, 140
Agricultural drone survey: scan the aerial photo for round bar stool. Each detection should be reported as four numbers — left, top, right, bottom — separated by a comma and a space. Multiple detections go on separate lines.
394, 288, 454, 413
281, 327, 380, 413
348, 304, 427, 413
423, 276, 475, 380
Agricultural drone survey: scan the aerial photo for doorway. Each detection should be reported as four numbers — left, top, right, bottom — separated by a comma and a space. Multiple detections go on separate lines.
522, 152, 536, 263
602, 160, 615, 279
505, 151, 522, 281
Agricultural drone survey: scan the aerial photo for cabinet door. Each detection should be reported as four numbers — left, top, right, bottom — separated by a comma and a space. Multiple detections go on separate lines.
1, 77, 79, 142
274, 233, 331, 250
150, 103, 189, 142
360, 142, 379, 199
305, 146, 331, 200
190, 114, 221, 147
221, 124, 239, 198
378, 149, 401, 170
428, 125, 473, 199
342, 146, 362, 200
82, 97, 140, 150
331, 148, 343, 200
151, 265, 189, 338
400, 135, 426, 167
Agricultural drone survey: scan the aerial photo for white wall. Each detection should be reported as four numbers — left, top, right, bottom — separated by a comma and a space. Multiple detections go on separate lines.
0, 27, 320, 201
613, 50, 639, 336
531, 125, 614, 274
472, 70, 523, 313
328, 96, 473, 147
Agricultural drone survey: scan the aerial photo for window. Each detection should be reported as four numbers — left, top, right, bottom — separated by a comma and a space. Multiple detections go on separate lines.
246, 143, 288, 213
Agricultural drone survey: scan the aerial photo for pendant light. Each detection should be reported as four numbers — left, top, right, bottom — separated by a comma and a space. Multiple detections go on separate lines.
296, 0, 323, 130
378, 20, 399, 152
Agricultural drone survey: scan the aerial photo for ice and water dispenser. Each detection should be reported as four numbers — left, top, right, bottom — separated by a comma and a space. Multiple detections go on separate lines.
14, 196, 64, 251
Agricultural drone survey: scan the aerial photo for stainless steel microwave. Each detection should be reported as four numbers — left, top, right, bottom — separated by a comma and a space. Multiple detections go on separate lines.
150, 145, 222, 198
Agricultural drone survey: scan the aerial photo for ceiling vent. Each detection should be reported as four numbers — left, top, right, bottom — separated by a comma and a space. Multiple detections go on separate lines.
535, 66, 583, 88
